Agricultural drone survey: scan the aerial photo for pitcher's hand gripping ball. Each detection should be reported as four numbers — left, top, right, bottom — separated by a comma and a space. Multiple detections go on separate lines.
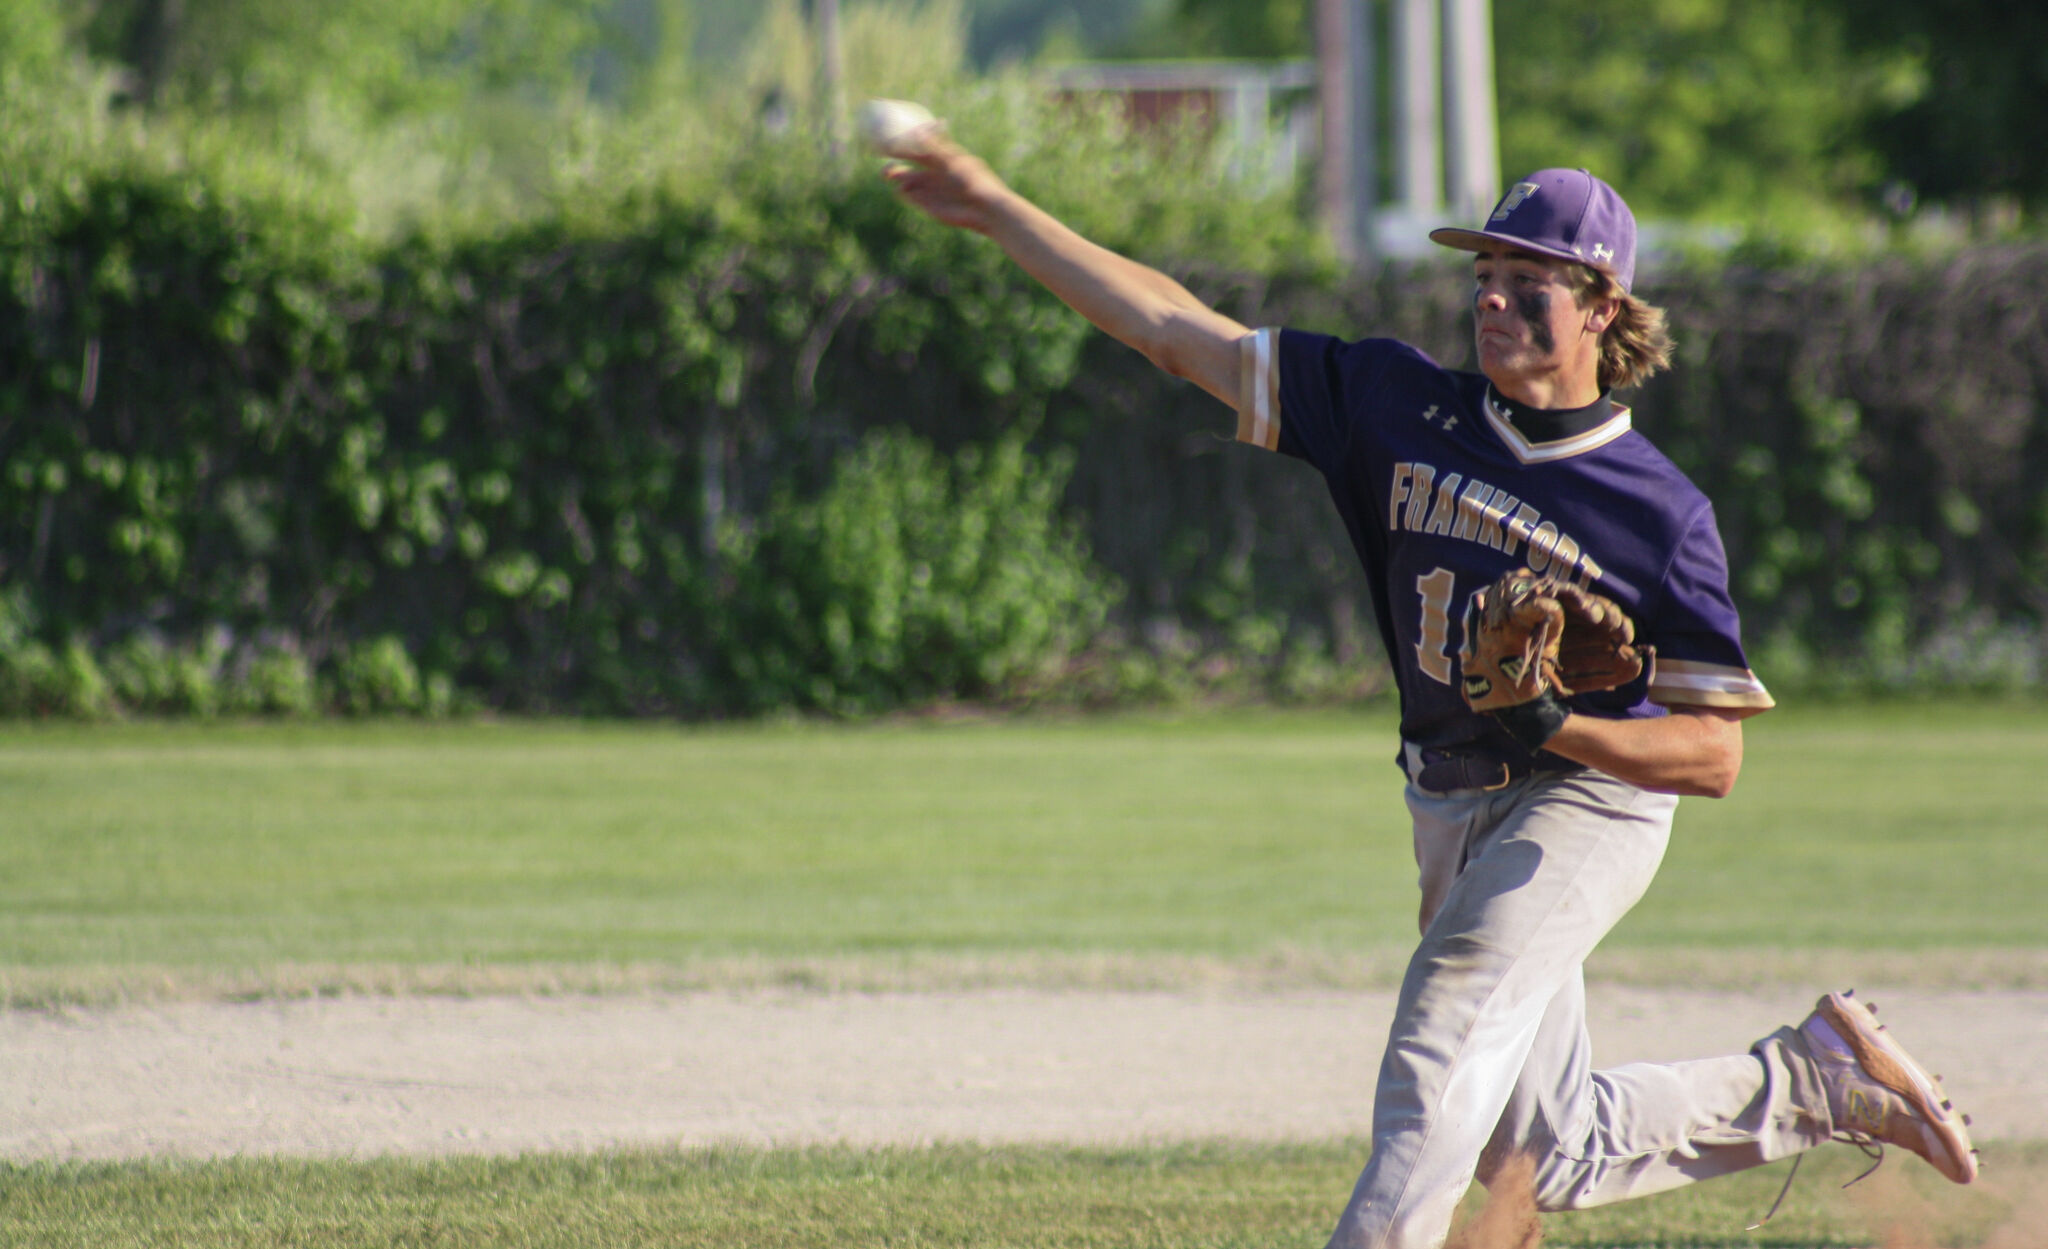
1459, 570, 1646, 750
858, 98, 942, 159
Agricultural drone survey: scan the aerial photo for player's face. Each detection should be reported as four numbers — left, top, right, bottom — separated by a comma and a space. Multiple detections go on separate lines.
1471, 249, 1609, 403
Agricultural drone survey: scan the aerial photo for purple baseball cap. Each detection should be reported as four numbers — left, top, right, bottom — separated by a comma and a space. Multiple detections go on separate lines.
1429, 168, 1638, 292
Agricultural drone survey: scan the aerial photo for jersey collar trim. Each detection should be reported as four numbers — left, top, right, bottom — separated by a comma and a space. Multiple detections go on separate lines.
1483, 387, 1634, 464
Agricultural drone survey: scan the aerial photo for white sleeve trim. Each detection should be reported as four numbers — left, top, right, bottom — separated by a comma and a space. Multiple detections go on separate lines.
1233, 328, 1282, 451
1648, 657, 1776, 710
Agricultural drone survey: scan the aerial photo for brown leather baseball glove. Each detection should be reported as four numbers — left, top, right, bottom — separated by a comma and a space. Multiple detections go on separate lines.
1458, 569, 1647, 713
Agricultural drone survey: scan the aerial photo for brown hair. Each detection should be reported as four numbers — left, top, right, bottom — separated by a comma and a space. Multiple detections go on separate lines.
1566, 266, 1674, 392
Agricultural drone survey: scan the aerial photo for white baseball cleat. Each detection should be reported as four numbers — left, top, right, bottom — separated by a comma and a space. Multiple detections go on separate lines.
1800, 989, 1978, 1184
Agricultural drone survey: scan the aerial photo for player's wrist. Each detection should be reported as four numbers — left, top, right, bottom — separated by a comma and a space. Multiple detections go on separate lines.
1488, 692, 1569, 754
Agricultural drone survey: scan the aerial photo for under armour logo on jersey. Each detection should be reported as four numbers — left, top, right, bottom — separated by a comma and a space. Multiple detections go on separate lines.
1490, 182, 1540, 222
1421, 404, 1457, 431
1590, 242, 1614, 263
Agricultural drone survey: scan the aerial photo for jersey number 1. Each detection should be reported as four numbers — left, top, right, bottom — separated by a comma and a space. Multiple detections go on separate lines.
1413, 568, 1469, 686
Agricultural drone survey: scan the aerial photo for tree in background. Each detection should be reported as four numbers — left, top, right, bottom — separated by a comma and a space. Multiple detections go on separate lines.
1113, 0, 1305, 60
66, 0, 617, 115
1490, 0, 1917, 231
23, 0, 665, 233
963, 0, 1155, 66
0, 0, 71, 82
1832, 0, 2048, 213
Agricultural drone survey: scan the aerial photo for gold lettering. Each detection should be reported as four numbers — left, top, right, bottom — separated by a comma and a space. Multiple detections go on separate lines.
1451, 479, 1495, 542
1404, 463, 1437, 532
1526, 522, 1560, 571
1388, 463, 1414, 533
1422, 473, 1463, 536
1550, 533, 1581, 580
1479, 491, 1519, 552
1503, 504, 1541, 558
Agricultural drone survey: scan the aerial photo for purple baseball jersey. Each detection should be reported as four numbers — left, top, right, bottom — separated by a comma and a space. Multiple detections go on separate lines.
1234, 329, 1773, 767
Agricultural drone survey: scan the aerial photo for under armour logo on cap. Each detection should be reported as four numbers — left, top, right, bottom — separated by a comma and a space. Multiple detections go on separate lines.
1428, 168, 1640, 292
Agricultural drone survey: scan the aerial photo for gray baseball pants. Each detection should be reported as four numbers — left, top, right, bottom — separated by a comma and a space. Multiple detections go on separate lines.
1325, 766, 1832, 1249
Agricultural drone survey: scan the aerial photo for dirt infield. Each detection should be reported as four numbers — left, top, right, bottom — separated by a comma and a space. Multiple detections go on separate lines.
6, 985, 2043, 1161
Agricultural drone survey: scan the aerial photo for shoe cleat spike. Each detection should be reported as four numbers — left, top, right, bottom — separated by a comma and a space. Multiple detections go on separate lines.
1962, 1114, 1973, 1126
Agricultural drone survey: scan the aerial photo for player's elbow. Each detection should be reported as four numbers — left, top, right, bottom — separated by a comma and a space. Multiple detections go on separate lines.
1131, 307, 1243, 406
1665, 706, 1745, 798
1139, 334, 1197, 381
1135, 312, 1204, 378
1682, 764, 1739, 799
1681, 734, 1744, 798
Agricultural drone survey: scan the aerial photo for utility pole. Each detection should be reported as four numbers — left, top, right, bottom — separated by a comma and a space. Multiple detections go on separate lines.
1441, 0, 1500, 221
1346, 0, 1377, 261
1390, 0, 1442, 217
1316, 0, 1356, 261
1317, 0, 1376, 262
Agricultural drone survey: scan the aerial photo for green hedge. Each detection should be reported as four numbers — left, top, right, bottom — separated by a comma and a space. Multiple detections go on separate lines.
0, 152, 1126, 715
0, 155, 2043, 717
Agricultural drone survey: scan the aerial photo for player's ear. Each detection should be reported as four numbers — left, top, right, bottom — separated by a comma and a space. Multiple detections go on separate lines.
1572, 265, 1624, 335
1582, 294, 1620, 336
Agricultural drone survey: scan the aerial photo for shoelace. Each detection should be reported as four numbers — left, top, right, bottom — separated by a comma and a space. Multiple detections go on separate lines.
1744, 1135, 1886, 1231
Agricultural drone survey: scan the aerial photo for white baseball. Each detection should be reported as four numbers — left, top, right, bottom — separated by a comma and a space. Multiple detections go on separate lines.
857, 98, 939, 158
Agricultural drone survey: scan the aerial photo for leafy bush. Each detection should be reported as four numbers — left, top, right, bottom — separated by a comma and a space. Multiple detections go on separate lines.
717, 429, 1115, 714
223, 641, 320, 717
332, 634, 425, 715
102, 632, 223, 717
0, 589, 109, 716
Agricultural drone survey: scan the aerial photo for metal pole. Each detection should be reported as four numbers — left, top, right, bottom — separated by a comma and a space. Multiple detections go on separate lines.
1317, 0, 1358, 261
1390, 0, 1441, 216
1441, 0, 1499, 222
1347, 0, 1377, 261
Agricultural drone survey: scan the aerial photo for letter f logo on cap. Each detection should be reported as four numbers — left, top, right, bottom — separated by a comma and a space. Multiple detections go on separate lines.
1430, 168, 1641, 291
1490, 182, 1540, 222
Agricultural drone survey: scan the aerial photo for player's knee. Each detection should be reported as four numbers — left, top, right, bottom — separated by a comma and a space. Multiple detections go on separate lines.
1476, 1139, 1604, 1214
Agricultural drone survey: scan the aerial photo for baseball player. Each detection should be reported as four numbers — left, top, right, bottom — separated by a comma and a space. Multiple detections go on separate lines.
883, 135, 1977, 1244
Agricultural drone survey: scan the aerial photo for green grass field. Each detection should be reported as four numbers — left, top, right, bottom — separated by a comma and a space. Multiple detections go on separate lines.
3, 1143, 2043, 1249
2, 702, 2045, 1000
4, 702, 2043, 1246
